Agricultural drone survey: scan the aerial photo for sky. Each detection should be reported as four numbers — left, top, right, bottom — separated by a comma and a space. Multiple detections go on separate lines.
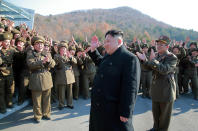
6, 0, 198, 31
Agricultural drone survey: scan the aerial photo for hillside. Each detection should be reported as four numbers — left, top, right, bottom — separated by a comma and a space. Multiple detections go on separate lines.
34, 6, 198, 42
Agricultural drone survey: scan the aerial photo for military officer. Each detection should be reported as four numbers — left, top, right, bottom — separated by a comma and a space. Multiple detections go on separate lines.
69, 45, 81, 100
26, 36, 55, 123
182, 47, 198, 100
54, 42, 76, 110
80, 50, 96, 99
171, 45, 186, 98
137, 36, 177, 131
13, 37, 29, 105
0, 32, 15, 114
139, 44, 152, 98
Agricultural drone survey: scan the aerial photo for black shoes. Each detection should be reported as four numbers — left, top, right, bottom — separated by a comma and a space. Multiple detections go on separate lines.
58, 106, 64, 110
67, 105, 74, 109
58, 105, 74, 110
42, 116, 51, 120
74, 98, 78, 100
17, 101, 24, 106
7, 104, 14, 108
0, 110, 7, 114
33, 116, 51, 123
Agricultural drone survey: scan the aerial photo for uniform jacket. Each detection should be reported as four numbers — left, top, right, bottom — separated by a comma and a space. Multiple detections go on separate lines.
72, 56, 81, 77
26, 50, 55, 91
54, 54, 76, 85
143, 51, 177, 102
182, 54, 198, 75
88, 45, 140, 131
81, 55, 96, 75
0, 48, 16, 76
13, 49, 29, 77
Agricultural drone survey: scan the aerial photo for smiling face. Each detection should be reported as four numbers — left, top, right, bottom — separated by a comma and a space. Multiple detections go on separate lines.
104, 34, 122, 55
34, 42, 44, 52
2, 40, 10, 49
0, 28, 4, 33
156, 42, 169, 54
142, 47, 148, 53
16, 41, 25, 51
173, 47, 180, 55
190, 44, 197, 50
44, 45, 50, 52
59, 46, 67, 56
191, 51, 198, 57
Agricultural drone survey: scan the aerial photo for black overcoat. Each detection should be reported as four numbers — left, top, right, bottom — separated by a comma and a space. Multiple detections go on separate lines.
88, 45, 141, 131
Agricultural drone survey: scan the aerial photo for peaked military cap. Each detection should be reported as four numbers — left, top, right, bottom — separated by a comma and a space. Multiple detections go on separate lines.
156, 35, 170, 45
189, 42, 197, 48
15, 37, 26, 43
1, 32, 13, 40
31, 36, 45, 45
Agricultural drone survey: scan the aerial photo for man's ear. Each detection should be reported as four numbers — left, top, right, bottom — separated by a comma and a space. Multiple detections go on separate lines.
118, 38, 122, 45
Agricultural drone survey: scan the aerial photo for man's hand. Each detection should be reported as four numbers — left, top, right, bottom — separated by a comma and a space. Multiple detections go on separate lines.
42, 56, 50, 64
149, 49, 155, 61
136, 52, 146, 61
137, 40, 141, 45
120, 116, 128, 122
195, 63, 198, 67
91, 35, 99, 52
85, 47, 91, 53
179, 40, 183, 47
150, 40, 156, 47
67, 51, 72, 58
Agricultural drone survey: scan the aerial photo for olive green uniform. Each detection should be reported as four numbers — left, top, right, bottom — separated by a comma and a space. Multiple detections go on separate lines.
72, 56, 82, 100
182, 49, 198, 99
0, 48, 15, 113
54, 54, 76, 108
80, 55, 96, 99
26, 49, 55, 120
13, 48, 29, 105
143, 50, 177, 131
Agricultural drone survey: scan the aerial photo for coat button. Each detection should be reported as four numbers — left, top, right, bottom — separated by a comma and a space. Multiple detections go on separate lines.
96, 103, 100, 106
100, 74, 104, 78
97, 89, 101, 92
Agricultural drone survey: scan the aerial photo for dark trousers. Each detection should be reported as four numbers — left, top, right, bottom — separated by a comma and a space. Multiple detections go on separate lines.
81, 73, 95, 98
183, 73, 198, 98
152, 101, 174, 131
15, 73, 29, 103
73, 75, 80, 99
0, 75, 15, 112
141, 71, 152, 97
32, 89, 51, 120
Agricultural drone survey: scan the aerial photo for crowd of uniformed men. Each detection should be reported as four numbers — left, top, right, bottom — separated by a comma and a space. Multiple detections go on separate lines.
0, 17, 197, 122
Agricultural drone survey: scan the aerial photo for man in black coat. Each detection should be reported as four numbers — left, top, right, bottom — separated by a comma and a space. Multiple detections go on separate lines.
88, 30, 141, 131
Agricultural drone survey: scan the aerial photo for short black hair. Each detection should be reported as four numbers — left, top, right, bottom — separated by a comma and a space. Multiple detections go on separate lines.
190, 42, 197, 48
105, 30, 123, 38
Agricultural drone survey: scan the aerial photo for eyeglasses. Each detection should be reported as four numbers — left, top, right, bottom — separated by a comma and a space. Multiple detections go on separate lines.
156, 44, 167, 47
